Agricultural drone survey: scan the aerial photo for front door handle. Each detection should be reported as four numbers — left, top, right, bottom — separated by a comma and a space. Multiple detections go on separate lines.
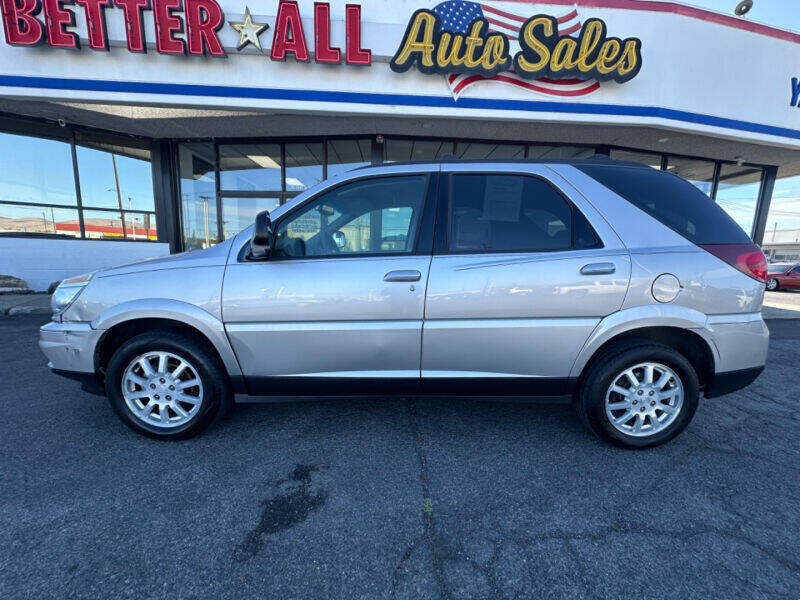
580, 262, 616, 275
384, 270, 421, 282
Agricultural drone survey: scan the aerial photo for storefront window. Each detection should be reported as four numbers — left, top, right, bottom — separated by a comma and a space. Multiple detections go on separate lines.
0, 129, 158, 241
0, 204, 80, 237
385, 139, 454, 162
75, 135, 156, 240
610, 149, 662, 169
762, 174, 800, 262
327, 139, 372, 178
0, 131, 79, 237
456, 142, 525, 159
0, 131, 76, 207
219, 143, 282, 191
76, 142, 154, 212
665, 156, 716, 196
528, 145, 594, 159
714, 164, 762, 237
221, 197, 281, 240
179, 143, 218, 250
285, 143, 323, 192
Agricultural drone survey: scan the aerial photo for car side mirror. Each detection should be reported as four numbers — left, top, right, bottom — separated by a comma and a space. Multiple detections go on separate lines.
249, 210, 274, 260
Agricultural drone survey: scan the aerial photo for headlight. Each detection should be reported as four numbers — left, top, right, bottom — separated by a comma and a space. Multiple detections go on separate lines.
51, 272, 94, 314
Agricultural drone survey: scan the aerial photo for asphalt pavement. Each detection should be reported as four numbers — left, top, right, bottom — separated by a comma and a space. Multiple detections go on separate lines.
1, 315, 798, 599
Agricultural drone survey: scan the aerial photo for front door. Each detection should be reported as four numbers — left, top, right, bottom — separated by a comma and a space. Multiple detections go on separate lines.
422, 166, 630, 395
223, 172, 437, 395
784, 266, 800, 288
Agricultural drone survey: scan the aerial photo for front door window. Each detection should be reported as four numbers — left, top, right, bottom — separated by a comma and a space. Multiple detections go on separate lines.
272, 175, 428, 258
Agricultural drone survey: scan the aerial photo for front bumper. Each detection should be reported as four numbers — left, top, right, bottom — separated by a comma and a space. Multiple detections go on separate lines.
39, 321, 103, 374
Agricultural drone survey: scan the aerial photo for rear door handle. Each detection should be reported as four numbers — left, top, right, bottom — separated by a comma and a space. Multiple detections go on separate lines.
384, 270, 421, 282
580, 262, 616, 275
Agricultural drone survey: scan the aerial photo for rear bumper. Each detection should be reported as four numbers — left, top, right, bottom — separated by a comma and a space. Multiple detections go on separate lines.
705, 366, 764, 398
705, 313, 769, 373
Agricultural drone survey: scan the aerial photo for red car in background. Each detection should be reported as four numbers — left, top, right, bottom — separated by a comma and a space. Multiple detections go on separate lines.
766, 263, 800, 291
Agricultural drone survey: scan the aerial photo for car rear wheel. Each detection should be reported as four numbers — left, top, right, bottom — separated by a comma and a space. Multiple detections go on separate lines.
575, 343, 699, 449
105, 332, 231, 439
766, 278, 779, 291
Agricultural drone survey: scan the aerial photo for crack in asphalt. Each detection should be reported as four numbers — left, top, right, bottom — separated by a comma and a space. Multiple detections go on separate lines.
394, 398, 452, 599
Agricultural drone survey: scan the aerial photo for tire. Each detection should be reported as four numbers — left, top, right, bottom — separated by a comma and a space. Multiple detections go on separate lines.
766, 278, 779, 291
105, 332, 232, 439
575, 343, 699, 449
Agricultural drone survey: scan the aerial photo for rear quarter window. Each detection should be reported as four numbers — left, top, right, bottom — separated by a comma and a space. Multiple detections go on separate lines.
577, 164, 752, 245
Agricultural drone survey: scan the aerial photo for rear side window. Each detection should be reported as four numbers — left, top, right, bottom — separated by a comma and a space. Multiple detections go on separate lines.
447, 174, 601, 252
578, 164, 751, 244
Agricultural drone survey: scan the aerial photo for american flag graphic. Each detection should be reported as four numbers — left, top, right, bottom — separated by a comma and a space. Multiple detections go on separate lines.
432, 1, 601, 99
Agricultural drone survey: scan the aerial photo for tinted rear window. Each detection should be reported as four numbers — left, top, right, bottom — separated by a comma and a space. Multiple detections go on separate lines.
577, 164, 751, 244
448, 174, 602, 252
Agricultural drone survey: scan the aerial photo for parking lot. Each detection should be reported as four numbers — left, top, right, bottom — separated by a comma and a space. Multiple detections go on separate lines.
1, 313, 799, 599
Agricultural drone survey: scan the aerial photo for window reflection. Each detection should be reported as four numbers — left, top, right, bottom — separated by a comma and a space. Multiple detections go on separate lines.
385, 139, 454, 162
0, 204, 80, 237
327, 139, 371, 178
528, 145, 594, 159
665, 156, 715, 196
220, 143, 282, 191
285, 143, 323, 192
715, 165, 762, 236
81, 209, 156, 241
0, 131, 76, 206
610, 149, 662, 169
76, 141, 154, 213
221, 197, 280, 239
763, 173, 800, 262
179, 143, 218, 250
456, 143, 525, 159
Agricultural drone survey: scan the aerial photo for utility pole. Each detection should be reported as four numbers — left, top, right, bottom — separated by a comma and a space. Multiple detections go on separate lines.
111, 154, 127, 238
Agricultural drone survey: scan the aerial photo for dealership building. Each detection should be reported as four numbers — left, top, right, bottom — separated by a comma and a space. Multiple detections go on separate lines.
0, 0, 799, 289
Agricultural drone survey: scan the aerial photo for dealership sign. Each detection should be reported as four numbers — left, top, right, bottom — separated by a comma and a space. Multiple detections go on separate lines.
391, 1, 642, 98
391, 8, 642, 83
0, 0, 371, 63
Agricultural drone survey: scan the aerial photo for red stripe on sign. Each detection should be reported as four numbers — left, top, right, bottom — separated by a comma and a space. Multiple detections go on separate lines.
487, 27, 518, 41
488, 0, 800, 45
452, 73, 600, 96
559, 22, 581, 35
480, 4, 526, 23
557, 9, 579, 23
484, 17, 519, 32
491, 75, 600, 96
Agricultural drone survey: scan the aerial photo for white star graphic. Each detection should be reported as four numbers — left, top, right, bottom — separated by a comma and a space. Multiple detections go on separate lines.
230, 7, 269, 51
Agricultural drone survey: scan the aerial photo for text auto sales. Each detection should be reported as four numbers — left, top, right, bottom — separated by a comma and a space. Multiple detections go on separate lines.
0, 0, 371, 64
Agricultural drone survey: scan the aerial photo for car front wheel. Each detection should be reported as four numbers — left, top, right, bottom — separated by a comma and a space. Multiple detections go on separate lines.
575, 343, 699, 449
105, 332, 231, 439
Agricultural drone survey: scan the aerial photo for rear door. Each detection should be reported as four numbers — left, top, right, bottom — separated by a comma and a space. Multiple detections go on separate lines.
223, 170, 438, 395
421, 164, 630, 394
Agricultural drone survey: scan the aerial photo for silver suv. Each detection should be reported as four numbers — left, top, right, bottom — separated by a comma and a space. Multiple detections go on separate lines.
40, 158, 769, 448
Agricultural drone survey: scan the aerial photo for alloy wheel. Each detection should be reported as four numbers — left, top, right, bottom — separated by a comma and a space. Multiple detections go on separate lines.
121, 351, 204, 428
604, 362, 684, 437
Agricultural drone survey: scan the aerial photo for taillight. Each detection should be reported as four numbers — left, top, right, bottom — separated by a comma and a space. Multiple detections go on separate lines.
699, 244, 767, 283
